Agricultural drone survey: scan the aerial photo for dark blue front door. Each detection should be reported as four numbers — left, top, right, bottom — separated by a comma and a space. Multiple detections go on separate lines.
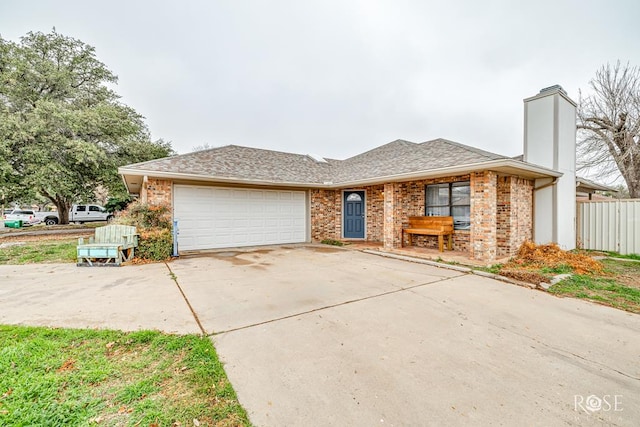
344, 191, 365, 238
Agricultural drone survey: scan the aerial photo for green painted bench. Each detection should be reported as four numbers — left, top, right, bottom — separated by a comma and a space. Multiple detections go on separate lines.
77, 225, 138, 267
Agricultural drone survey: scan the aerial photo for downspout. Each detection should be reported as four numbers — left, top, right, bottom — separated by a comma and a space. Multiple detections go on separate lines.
534, 178, 559, 192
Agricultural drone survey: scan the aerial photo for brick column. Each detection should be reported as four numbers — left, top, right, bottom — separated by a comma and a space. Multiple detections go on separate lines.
496, 176, 512, 258
140, 176, 148, 204
470, 171, 498, 262
146, 179, 172, 206
383, 182, 401, 249
310, 189, 338, 241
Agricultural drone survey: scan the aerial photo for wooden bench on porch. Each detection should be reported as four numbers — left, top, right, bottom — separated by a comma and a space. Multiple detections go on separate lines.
402, 216, 454, 252
77, 225, 138, 267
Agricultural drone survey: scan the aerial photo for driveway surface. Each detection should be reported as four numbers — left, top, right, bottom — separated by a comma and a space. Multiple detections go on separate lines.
0, 262, 199, 334
0, 245, 638, 426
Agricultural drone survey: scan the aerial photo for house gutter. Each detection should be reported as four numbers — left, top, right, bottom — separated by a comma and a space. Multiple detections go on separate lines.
118, 158, 562, 191
117, 168, 324, 191
335, 159, 562, 187
533, 178, 559, 192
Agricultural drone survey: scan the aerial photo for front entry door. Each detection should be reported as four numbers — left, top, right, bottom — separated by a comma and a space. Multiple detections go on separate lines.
344, 191, 365, 239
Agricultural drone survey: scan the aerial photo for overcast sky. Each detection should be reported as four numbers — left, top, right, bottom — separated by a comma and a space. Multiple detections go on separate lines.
1, 0, 639, 160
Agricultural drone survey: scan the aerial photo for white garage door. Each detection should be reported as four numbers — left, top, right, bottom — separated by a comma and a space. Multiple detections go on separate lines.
174, 185, 307, 251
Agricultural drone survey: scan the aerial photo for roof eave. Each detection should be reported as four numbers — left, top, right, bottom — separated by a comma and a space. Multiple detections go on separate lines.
118, 168, 328, 190
576, 179, 616, 193
118, 159, 561, 193
333, 159, 562, 187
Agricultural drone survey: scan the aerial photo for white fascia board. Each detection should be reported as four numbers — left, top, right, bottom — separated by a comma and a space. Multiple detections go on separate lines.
118, 168, 324, 189
334, 159, 562, 187
119, 159, 561, 190
575, 179, 615, 192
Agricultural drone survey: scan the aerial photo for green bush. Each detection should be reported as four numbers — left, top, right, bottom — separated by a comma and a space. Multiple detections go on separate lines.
137, 228, 173, 261
105, 196, 132, 213
115, 201, 173, 261
116, 201, 171, 229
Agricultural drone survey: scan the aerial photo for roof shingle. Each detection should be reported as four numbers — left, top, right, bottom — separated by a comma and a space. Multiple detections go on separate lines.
333, 139, 506, 182
121, 138, 516, 185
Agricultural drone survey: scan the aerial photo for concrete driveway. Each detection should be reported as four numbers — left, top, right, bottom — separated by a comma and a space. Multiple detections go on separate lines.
1, 245, 638, 426
0, 262, 200, 334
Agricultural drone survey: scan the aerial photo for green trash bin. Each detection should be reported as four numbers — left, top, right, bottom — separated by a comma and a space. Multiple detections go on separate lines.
4, 220, 22, 228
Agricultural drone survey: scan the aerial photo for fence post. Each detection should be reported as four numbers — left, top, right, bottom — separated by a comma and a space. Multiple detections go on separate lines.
616, 200, 621, 254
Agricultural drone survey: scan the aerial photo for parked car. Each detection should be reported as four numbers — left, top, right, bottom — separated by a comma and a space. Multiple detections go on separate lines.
4, 209, 42, 226
36, 204, 113, 225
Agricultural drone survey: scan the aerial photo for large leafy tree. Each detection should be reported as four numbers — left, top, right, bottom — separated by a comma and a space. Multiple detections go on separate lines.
578, 61, 640, 197
0, 30, 173, 223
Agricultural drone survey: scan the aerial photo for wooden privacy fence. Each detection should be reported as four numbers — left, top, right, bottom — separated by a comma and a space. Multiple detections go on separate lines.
577, 200, 640, 255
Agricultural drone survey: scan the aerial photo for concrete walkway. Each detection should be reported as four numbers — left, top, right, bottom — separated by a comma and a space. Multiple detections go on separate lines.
0, 245, 638, 426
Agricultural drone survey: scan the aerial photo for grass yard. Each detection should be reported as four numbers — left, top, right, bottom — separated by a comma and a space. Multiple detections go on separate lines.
0, 239, 78, 264
0, 326, 251, 426
548, 259, 640, 314
548, 273, 640, 313
0, 238, 78, 264
483, 242, 640, 314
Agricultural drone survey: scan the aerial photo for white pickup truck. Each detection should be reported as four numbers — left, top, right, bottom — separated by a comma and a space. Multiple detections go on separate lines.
37, 204, 113, 225
3, 209, 42, 226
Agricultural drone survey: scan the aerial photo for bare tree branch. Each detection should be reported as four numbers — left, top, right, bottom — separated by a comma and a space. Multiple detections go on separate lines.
578, 61, 640, 197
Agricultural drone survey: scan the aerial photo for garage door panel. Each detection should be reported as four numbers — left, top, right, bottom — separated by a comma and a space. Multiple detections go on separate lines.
174, 185, 307, 251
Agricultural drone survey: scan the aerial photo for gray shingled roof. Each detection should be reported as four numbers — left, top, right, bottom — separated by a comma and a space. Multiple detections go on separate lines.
121, 138, 513, 184
334, 139, 506, 182
124, 145, 335, 184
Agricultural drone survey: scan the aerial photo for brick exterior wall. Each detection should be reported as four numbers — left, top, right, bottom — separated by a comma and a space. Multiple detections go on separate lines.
311, 175, 472, 251
497, 176, 533, 258
391, 176, 471, 251
470, 171, 498, 261
311, 186, 385, 242
144, 178, 173, 206
153, 172, 533, 263
366, 185, 384, 242
497, 176, 511, 257
383, 182, 400, 249
310, 189, 340, 241
512, 178, 533, 252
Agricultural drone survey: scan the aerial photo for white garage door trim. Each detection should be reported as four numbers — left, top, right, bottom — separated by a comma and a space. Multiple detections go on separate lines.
174, 185, 308, 251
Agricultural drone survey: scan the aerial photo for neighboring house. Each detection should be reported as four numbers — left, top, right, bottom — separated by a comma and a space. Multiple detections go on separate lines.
576, 177, 617, 201
119, 86, 579, 263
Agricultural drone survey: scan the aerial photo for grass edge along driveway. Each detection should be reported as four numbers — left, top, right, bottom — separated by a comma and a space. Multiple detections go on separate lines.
0, 325, 251, 426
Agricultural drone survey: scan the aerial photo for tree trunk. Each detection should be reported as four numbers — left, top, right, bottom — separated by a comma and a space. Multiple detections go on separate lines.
55, 199, 72, 224
627, 179, 640, 199
41, 188, 72, 224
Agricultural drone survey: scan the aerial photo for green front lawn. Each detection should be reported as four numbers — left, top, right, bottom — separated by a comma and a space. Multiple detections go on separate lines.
548, 273, 640, 313
0, 239, 77, 264
602, 251, 640, 261
0, 326, 251, 426
476, 243, 640, 314
547, 258, 640, 314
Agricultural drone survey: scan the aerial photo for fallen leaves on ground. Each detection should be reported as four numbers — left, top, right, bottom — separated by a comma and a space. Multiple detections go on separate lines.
499, 268, 549, 284
509, 241, 604, 275
57, 358, 76, 373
